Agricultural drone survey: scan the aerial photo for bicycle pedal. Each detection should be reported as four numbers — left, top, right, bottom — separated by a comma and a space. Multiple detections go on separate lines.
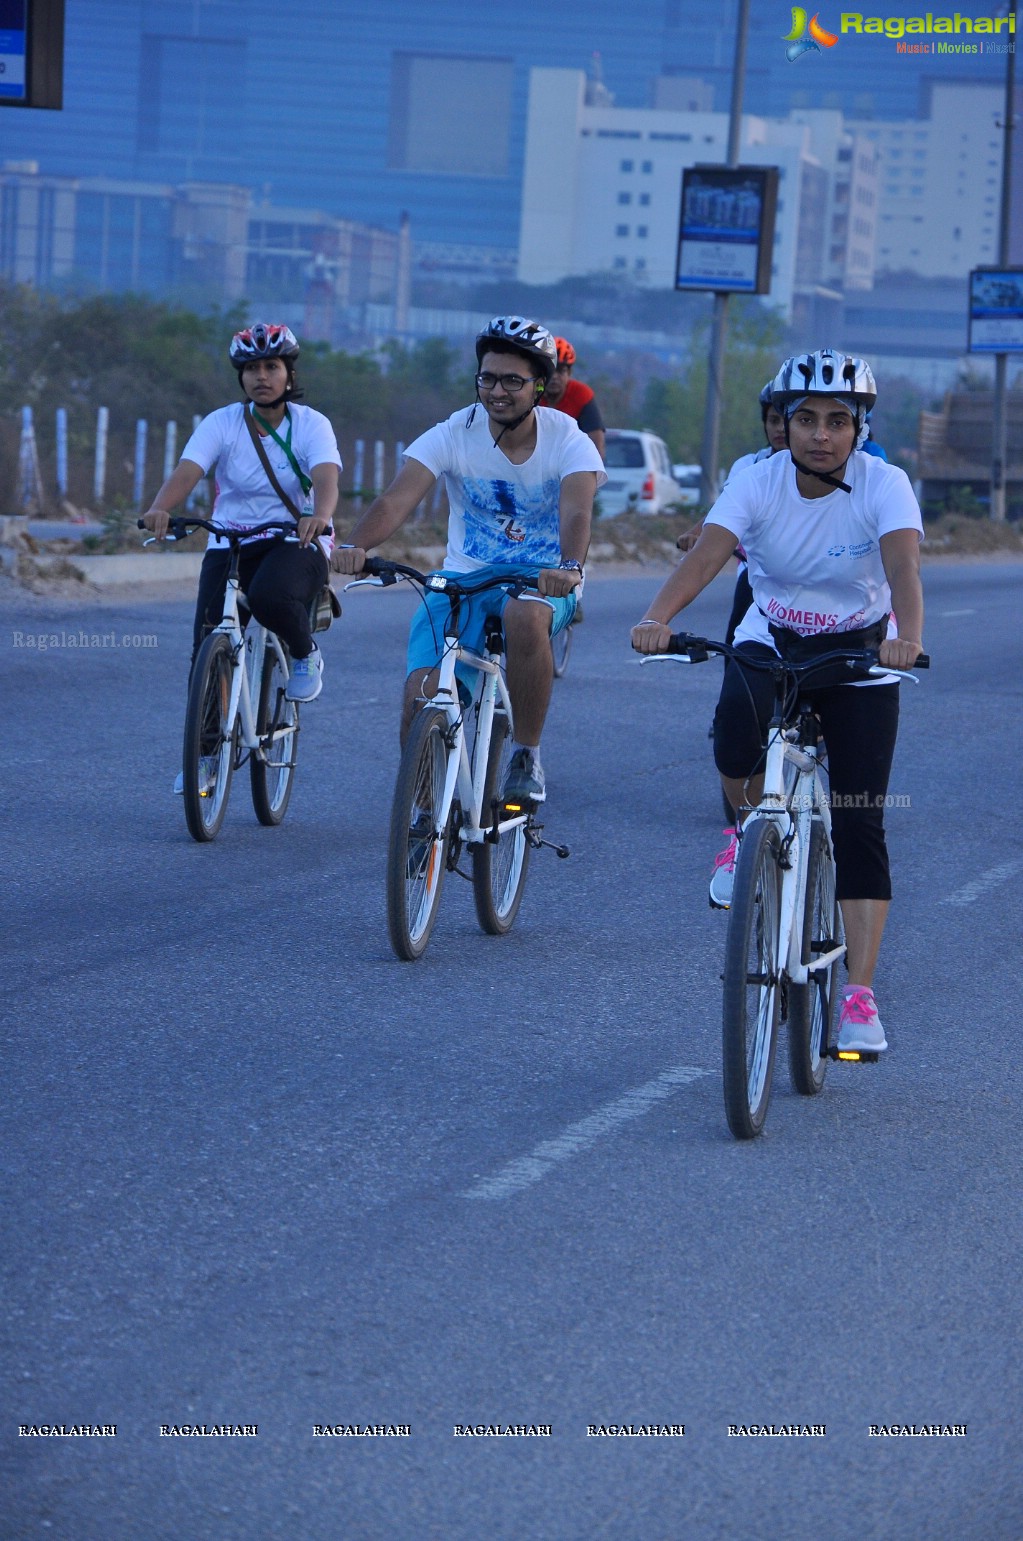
827, 1047, 880, 1064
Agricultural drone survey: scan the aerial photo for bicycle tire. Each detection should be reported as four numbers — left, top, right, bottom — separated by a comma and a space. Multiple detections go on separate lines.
787, 820, 842, 1096
551, 622, 572, 679
182, 631, 237, 843
472, 710, 530, 935
721, 817, 784, 1139
386, 707, 451, 961
250, 645, 298, 827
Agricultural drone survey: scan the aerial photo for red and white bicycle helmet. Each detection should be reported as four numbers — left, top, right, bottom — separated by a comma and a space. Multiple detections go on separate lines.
475, 316, 558, 383
229, 322, 300, 369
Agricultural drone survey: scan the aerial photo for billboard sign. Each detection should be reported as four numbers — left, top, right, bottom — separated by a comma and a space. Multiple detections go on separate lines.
0, 0, 27, 102
968, 268, 1023, 353
675, 165, 779, 295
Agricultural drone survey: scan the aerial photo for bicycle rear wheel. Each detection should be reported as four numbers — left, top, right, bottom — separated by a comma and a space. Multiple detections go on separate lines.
386, 707, 451, 961
251, 645, 298, 826
721, 818, 783, 1139
787, 820, 842, 1095
182, 632, 236, 842
472, 710, 530, 935
551, 621, 573, 679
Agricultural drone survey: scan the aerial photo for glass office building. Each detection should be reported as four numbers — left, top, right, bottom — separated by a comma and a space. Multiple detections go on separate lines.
3, 0, 1006, 263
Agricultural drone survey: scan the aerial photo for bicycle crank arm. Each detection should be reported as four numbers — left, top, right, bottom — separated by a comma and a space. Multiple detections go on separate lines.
525, 825, 570, 859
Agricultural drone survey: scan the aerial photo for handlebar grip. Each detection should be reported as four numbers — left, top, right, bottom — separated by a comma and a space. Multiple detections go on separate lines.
915, 653, 930, 668
137, 518, 146, 529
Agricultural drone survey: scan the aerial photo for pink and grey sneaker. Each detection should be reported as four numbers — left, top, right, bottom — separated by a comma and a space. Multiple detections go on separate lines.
708, 827, 738, 910
836, 986, 888, 1054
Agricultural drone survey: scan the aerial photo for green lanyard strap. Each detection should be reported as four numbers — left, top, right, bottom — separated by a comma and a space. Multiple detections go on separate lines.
251, 406, 312, 496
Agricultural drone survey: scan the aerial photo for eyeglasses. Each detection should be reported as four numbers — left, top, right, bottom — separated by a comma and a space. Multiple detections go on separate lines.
475, 371, 534, 393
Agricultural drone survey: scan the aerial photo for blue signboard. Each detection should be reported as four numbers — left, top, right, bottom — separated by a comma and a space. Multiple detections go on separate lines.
0, 0, 27, 102
675, 165, 779, 296
968, 268, 1023, 354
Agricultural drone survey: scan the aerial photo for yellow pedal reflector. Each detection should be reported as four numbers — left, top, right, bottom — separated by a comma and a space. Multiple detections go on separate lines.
504, 802, 522, 813
837, 1050, 862, 1061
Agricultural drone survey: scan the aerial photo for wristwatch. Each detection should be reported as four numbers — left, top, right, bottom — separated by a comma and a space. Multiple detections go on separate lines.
559, 559, 583, 573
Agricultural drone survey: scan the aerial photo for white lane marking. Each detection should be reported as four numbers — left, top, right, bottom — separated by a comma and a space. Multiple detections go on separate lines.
463, 1065, 713, 1201
937, 609, 976, 618
940, 858, 1023, 907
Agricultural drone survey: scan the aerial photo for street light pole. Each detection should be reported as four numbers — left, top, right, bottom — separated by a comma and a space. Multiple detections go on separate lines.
990, 0, 1016, 523
698, 0, 752, 507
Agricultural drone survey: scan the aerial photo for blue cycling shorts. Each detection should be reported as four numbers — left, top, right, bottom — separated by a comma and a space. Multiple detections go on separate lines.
406, 564, 578, 676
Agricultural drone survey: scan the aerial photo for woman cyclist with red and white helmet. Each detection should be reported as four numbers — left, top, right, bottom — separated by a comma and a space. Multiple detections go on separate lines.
142, 323, 342, 786
632, 349, 925, 1057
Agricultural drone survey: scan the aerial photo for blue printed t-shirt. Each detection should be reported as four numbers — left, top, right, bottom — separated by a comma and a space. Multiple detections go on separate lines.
404, 404, 606, 574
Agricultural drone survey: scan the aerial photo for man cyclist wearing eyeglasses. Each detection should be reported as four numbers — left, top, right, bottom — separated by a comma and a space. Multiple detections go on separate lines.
539, 336, 606, 460
331, 316, 605, 804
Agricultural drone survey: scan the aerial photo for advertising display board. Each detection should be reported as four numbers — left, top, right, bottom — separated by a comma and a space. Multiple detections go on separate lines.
675, 165, 779, 295
0, 0, 63, 109
968, 268, 1023, 354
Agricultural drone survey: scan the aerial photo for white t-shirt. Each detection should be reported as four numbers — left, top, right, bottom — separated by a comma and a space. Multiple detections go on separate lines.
182, 402, 342, 554
723, 444, 773, 486
705, 449, 923, 657
404, 404, 606, 573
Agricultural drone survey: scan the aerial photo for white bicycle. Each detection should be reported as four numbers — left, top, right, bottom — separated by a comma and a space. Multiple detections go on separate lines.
348, 559, 569, 961
142, 516, 338, 842
644, 634, 928, 1140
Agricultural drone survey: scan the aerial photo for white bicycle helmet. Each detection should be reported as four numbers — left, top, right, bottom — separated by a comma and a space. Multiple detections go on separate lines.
475, 316, 558, 384
771, 349, 876, 447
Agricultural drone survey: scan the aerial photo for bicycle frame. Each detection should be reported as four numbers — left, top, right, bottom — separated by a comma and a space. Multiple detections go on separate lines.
643, 634, 926, 993
745, 714, 842, 990
349, 566, 529, 848
211, 563, 292, 767
142, 515, 300, 771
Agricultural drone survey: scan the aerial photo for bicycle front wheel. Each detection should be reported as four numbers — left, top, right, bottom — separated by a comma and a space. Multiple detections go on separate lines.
551, 622, 573, 680
722, 818, 783, 1139
182, 631, 237, 842
787, 820, 842, 1096
386, 707, 452, 961
251, 645, 298, 826
472, 710, 530, 935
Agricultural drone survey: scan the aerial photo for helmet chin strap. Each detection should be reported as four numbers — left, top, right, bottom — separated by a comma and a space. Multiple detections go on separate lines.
789, 455, 852, 494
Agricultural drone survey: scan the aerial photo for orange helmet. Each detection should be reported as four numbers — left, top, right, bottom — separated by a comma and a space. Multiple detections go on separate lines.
554, 337, 576, 367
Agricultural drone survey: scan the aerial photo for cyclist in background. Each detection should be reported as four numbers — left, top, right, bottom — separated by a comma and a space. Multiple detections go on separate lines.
142, 323, 341, 789
632, 350, 924, 1056
539, 336, 606, 459
331, 316, 605, 806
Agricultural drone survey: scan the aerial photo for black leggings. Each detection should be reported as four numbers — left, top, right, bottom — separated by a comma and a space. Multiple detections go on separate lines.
713, 643, 901, 901
191, 540, 328, 669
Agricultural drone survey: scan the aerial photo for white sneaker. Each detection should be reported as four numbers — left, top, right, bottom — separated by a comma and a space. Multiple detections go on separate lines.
174, 758, 217, 795
836, 986, 888, 1053
708, 827, 738, 910
286, 645, 323, 702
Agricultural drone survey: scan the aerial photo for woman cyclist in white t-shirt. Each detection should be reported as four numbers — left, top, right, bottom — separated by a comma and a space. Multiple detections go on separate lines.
142, 325, 341, 788
632, 350, 925, 1057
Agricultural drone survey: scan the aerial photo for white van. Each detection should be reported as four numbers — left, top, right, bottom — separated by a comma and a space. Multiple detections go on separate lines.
671, 463, 702, 506
599, 430, 682, 517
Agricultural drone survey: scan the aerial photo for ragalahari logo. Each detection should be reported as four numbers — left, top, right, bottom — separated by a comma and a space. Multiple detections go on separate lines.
784, 8, 839, 60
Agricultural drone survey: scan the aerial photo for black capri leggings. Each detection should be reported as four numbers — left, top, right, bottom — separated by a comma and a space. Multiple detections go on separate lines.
713, 643, 901, 902
191, 539, 328, 670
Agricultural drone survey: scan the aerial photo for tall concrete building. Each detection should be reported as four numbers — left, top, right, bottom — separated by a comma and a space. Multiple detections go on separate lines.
517, 69, 879, 320
0, 1, 1007, 284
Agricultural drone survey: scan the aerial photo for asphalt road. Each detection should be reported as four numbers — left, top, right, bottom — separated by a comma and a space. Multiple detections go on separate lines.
2, 561, 1021, 1540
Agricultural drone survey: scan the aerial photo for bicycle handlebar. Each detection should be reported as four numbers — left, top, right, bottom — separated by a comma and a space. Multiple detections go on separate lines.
137, 516, 298, 544
658, 632, 930, 674
357, 556, 539, 600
